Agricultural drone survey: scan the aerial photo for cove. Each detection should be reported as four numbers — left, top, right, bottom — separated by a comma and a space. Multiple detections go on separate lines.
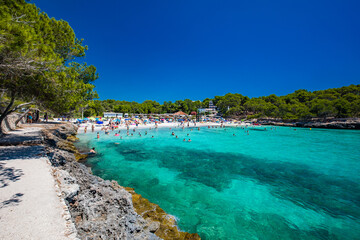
76, 126, 360, 240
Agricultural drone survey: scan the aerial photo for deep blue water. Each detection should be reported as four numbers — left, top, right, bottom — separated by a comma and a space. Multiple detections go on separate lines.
76, 126, 360, 240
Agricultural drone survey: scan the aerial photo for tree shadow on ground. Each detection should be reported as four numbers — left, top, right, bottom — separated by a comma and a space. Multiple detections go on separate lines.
0, 145, 44, 161
0, 162, 24, 188
0, 193, 24, 209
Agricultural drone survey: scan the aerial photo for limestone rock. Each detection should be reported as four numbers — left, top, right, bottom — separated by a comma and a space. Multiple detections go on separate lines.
58, 160, 161, 240
47, 149, 76, 166
43, 123, 200, 240
67, 135, 79, 142
126, 187, 201, 240
54, 169, 80, 203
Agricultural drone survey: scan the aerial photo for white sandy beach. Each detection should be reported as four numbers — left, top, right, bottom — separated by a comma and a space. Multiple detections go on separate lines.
76, 121, 247, 133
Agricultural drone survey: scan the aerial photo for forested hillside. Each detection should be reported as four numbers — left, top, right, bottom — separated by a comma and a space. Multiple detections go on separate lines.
85, 84, 360, 119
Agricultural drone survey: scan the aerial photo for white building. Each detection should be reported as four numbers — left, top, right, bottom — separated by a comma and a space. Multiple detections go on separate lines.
198, 101, 218, 115
103, 112, 123, 118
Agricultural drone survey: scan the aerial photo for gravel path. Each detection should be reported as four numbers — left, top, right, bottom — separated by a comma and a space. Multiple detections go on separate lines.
0, 127, 73, 240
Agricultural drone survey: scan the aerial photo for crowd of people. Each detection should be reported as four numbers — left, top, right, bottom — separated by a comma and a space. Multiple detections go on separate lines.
26, 111, 49, 123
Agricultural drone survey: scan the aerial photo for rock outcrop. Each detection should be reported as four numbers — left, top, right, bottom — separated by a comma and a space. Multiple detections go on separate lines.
126, 187, 201, 240
0, 113, 26, 134
258, 118, 360, 129
43, 123, 200, 240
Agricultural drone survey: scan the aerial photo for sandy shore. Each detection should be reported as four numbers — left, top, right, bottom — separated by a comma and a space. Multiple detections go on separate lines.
76, 121, 240, 133
0, 126, 76, 240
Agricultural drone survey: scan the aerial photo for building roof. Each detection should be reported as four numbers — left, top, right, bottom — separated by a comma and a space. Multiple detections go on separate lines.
174, 111, 188, 116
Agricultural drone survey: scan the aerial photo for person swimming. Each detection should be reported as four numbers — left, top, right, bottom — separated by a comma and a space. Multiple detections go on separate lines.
90, 147, 96, 154
188, 139, 191, 142
97, 132, 100, 139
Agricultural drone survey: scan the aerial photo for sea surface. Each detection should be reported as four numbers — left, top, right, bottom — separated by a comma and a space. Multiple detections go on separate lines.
76, 125, 360, 240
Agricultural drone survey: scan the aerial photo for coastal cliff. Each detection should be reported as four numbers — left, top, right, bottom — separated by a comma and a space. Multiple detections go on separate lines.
257, 118, 360, 129
42, 123, 200, 240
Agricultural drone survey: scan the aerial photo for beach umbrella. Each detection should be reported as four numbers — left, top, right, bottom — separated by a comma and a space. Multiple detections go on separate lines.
89, 117, 96, 121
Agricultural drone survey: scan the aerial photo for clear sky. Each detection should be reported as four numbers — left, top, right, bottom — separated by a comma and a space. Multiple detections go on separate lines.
33, 0, 360, 103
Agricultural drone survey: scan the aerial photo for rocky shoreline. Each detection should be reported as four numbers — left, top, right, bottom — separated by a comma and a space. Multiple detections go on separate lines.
42, 123, 200, 240
257, 118, 360, 129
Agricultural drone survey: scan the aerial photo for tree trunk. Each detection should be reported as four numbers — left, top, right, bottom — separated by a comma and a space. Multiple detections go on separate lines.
14, 108, 31, 126
0, 92, 15, 136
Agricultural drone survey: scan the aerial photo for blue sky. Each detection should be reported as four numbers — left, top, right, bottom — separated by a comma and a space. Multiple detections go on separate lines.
33, 0, 360, 103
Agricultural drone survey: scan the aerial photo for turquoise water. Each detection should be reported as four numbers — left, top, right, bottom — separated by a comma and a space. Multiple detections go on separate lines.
76, 126, 360, 240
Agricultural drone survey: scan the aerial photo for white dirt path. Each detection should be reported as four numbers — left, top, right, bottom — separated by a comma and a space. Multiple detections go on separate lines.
0, 127, 74, 240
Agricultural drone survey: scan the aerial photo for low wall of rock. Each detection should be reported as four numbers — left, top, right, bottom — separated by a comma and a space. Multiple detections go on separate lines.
258, 118, 360, 129
1, 113, 26, 133
42, 123, 200, 240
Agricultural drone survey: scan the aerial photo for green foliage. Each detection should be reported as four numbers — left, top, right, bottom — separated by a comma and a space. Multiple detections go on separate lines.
0, 0, 98, 126
216, 93, 249, 115
86, 85, 360, 120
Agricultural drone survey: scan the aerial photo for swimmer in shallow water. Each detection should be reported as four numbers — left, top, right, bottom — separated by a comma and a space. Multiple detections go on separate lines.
90, 147, 96, 154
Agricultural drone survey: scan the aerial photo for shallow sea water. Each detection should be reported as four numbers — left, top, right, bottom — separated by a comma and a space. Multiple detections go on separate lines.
76, 126, 360, 240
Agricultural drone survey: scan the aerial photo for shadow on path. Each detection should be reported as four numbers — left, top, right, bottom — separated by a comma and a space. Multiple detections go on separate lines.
0, 162, 24, 188
0, 193, 24, 209
0, 145, 44, 161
